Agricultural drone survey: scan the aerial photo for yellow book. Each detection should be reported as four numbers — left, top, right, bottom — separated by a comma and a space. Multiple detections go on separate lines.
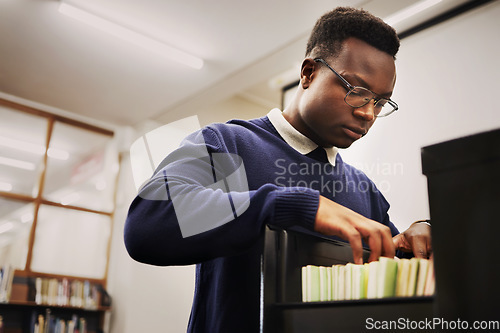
363, 263, 370, 299
396, 259, 410, 297
38, 315, 45, 333
423, 259, 435, 296
415, 259, 429, 296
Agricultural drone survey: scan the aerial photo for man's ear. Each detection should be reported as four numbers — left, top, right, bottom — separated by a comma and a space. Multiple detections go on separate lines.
300, 58, 317, 89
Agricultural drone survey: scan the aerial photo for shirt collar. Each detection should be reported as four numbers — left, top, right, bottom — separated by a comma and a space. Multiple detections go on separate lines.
267, 108, 338, 166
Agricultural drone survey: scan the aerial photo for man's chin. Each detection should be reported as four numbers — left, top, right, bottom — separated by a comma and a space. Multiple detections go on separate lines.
335, 138, 358, 149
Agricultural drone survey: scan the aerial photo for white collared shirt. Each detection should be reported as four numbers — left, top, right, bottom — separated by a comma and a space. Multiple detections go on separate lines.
267, 108, 338, 166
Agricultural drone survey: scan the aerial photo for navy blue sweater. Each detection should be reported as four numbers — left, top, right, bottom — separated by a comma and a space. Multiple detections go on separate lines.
124, 116, 399, 332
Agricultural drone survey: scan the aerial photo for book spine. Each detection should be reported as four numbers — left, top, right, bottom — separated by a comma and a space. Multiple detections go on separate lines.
302, 258, 435, 302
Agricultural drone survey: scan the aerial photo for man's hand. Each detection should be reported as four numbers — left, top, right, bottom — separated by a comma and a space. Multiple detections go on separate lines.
392, 221, 432, 258
314, 195, 395, 265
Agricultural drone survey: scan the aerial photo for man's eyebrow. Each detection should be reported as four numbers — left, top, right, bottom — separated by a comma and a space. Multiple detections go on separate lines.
345, 73, 393, 98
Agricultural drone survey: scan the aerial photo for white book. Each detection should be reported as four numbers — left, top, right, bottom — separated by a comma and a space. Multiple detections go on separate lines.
35, 277, 43, 304
68, 319, 75, 333
301, 266, 307, 302
326, 266, 332, 301
366, 261, 378, 299
344, 263, 352, 300
306, 265, 320, 302
351, 264, 365, 300
337, 265, 345, 301
319, 266, 327, 301
331, 265, 339, 301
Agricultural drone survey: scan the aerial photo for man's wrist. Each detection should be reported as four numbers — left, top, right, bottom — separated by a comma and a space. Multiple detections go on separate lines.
414, 219, 431, 227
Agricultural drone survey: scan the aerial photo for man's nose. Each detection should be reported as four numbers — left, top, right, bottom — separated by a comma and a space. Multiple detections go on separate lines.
353, 101, 376, 121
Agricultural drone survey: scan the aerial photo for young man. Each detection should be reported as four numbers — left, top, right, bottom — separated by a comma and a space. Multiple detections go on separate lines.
125, 7, 432, 332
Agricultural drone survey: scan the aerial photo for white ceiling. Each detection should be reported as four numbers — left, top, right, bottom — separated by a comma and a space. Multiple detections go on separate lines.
0, 0, 470, 128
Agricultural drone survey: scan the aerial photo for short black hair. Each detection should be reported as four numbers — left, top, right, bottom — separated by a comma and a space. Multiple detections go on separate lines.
306, 7, 399, 60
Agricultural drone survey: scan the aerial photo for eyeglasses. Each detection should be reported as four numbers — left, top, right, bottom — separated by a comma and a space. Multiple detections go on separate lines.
314, 58, 398, 117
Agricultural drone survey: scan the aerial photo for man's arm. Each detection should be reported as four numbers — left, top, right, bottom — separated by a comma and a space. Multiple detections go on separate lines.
124, 128, 321, 266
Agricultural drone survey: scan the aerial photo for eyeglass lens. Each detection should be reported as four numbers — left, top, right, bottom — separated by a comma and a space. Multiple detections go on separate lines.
345, 87, 395, 117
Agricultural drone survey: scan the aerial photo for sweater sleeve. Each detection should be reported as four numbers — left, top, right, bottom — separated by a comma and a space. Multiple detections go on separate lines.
124, 127, 320, 266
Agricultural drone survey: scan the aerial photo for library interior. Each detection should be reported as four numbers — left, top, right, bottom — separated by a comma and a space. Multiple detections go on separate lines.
0, 0, 499, 332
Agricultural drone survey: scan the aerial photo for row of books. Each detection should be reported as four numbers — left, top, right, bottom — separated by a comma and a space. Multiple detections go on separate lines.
302, 257, 435, 302
32, 309, 87, 333
0, 265, 14, 303
35, 278, 100, 309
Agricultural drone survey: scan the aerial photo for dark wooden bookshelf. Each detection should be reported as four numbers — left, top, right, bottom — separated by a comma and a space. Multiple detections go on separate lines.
0, 301, 108, 333
1, 272, 111, 333
272, 297, 434, 332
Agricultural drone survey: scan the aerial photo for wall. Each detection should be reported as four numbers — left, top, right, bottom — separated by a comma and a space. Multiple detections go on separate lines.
107, 149, 196, 332
158, 94, 274, 127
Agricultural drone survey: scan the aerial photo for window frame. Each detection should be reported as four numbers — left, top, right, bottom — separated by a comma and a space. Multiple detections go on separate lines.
0, 98, 118, 285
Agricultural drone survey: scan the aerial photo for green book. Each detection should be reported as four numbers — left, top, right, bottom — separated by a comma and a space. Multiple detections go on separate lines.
376, 257, 398, 298
406, 258, 420, 296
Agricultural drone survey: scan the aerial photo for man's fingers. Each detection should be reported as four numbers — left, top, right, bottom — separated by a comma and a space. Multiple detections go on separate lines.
314, 196, 396, 264
380, 225, 396, 258
411, 237, 432, 259
347, 233, 364, 265
356, 222, 394, 263
412, 246, 427, 258
366, 232, 382, 263
393, 222, 433, 258
392, 233, 406, 250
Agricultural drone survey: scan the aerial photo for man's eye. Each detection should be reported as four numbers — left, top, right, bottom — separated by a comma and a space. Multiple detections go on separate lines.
376, 99, 388, 107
